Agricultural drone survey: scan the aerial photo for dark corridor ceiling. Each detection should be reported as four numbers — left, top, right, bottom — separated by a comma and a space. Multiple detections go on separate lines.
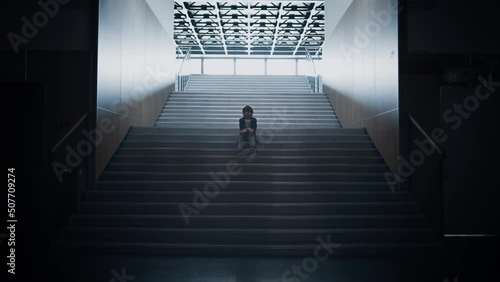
174, 1, 325, 57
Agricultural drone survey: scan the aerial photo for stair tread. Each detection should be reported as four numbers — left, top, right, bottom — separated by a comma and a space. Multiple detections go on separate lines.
107, 163, 387, 167
61, 226, 432, 232
102, 171, 386, 175
81, 202, 412, 206
72, 214, 424, 218
52, 241, 441, 248
87, 191, 404, 195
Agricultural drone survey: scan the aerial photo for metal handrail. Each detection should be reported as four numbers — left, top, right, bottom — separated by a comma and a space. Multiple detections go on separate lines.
51, 112, 89, 153
305, 47, 323, 92
177, 46, 192, 74
176, 46, 192, 91
305, 47, 317, 75
408, 113, 445, 241
408, 114, 443, 155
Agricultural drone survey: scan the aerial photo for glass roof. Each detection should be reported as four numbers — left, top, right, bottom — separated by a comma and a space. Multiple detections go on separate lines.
174, 1, 324, 57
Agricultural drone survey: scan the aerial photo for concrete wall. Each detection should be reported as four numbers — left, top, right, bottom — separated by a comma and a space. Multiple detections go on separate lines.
96, 0, 176, 178
321, 0, 400, 173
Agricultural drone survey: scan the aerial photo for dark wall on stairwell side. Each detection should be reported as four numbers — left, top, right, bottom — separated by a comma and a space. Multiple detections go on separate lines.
401, 0, 500, 236
322, 0, 400, 174
400, 0, 499, 280
401, 1, 500, 226
96, 0, 176, 178
1, 0, 98, 280
1, 0, 175, 278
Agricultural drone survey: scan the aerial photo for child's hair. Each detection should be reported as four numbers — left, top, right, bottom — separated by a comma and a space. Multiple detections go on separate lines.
242, 105, 253, 113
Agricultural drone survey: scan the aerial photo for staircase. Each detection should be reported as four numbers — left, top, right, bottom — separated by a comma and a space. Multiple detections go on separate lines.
51, 74, 440, 257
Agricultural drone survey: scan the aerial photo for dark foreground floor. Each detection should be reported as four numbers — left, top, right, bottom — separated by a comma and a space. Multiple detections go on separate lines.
48, 254, 442, 282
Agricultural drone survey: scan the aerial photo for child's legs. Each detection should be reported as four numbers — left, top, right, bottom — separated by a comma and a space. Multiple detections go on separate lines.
238, 134, 247, 152
248, 133, 256, 153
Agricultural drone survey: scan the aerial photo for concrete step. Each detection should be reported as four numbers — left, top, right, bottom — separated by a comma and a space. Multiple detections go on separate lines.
84, 191, 410, 203
96, 181, 393, 192
186, 81, 310, 83
183, 89, 313, 93
156, 117, 339, 123
128, 127, 365, 134
114, 148, 381, 157
187, 77, 310, 81
183, 88, 312, 92
188, 74, 308, 76
68, 214, 428, 228
160, 110, 337, 116
159, 115, 335, 121
167, 99, 330, 104
78, 202, 419, 215
157, 113, 337, 119
166, 98, 329, 103
110, 155, 383, 164
98, 171, 388, 182
119, 140, 372, 149
153, 123, 342, 129
185, 84, 311, 88
49, 240, 442, 256
186, 82, 310, 85
60, 227, 434, 243
168, 94, 321, 99
123, 134, 367, 142
169, 91, 326, 99
187, 76, 309, 80
164, 103, 333, 108
104, 163, 388, 173
170, 91, 325, 96
180, 92, 316, 95
163, 104, 333, 109
187, 78, 309, 81
184, 86, 311, 90
186, 81, 309, 84
164, 104, 332, 109
159, 113, 338, 119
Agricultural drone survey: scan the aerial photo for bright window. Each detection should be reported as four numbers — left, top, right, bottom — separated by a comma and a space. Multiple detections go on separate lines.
204, 59, 234, 75
297, 59, 316, 75
236, 59, 265, 75
185, 59, 202, 74
267, 59, 296, 75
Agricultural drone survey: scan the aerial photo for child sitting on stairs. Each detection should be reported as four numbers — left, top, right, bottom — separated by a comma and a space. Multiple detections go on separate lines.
237, 105, 257, 156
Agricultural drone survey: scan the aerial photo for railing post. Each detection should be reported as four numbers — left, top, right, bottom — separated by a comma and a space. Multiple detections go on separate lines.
304, 47, 322, 93
295, 58, 298, 76
264, 58, 267, 75
176, 46, 192, 92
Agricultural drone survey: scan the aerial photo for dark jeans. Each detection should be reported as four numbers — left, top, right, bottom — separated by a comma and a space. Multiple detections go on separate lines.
238, 132, 256, 154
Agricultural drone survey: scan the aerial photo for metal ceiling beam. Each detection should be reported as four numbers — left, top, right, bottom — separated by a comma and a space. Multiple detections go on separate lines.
293, 4, 315, 56
213, 4, 228, 55
180, 3, 205, 55
270, 3, 284, 55
174, 1, 325, 57
246, 2, 251, 55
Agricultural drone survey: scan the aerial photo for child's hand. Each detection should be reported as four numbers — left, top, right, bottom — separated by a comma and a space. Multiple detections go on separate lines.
247, 128, 254, 134
240, 129, 247, 134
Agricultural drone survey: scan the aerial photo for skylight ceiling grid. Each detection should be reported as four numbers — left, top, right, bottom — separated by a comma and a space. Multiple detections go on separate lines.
174, 1, 324, 57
